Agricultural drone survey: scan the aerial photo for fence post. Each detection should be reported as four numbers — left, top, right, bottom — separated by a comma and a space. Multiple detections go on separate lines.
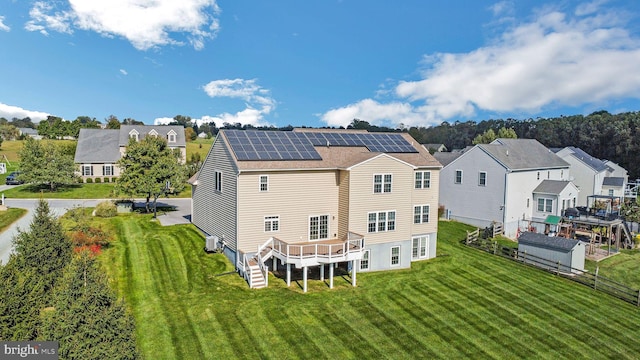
594, 266, 598, 290
556, 261, 561, 275
637, 290, 640, 307
494, 241, 498, 255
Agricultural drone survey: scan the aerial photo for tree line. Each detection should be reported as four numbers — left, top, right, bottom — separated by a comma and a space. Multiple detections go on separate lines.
339, 111, 639, 179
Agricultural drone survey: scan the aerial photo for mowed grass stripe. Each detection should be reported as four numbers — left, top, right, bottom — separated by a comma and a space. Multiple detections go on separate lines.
408, 280, 533, 359
430, 272, 585, 359
458, 261, 638, 357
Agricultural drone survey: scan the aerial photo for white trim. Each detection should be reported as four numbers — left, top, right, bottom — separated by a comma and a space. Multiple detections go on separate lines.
413, 204, 430, 224
415, 170, 431, 189
148, 129, 158, 137
412, 235, 429, 260
264, 215, 280, 232
214, 170, 222, 192
259, 175, 269, 192
82, 164, 93, 176
360, 249, 370, 271
367, 210, 396, 233
454, 169, 463, 184
390, 246, 400, 267
308, 214, 330, 241
346, 153, 417, 171
373, 173, 392, 193
129, 129, 139, 141
478, 171, 487, 186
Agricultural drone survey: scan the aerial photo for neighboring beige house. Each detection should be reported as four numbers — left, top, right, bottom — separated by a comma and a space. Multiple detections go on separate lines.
191, 128, 442, 291
74, 125, 186, 182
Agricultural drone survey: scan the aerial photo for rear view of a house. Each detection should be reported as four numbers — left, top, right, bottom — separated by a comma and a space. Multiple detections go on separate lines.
191, 128, 441, 290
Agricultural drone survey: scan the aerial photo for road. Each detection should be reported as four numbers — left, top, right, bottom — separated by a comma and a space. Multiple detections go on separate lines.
0, 197, 192, 265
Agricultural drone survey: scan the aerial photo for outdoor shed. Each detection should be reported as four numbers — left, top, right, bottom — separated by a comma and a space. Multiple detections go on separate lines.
518, 232, 585, 273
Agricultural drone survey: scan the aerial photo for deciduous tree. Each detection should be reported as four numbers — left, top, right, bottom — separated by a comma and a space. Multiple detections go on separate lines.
116, 136, 187, 217
18, 138, 78, 191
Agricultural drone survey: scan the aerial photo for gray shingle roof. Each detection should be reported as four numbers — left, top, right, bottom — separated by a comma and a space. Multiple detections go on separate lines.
433, 146, 472, 166
518, 232, 580, 252
532, 180, 573, 195
567, 147, 608, 172
119, 125, 186, 146
603, 177, 625, 187
479, 139, 569, 171
74, 129, 121, 163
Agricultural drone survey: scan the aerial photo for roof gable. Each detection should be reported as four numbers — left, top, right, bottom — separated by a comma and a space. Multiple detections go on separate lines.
566, 147, 608, 172
478, 139, 569, 171
119, 125, 186, 146
75, 129, 121, 163
532, 180, 576, 195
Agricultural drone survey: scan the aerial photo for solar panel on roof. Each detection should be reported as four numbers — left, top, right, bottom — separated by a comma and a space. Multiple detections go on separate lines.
225, 130, 323, 161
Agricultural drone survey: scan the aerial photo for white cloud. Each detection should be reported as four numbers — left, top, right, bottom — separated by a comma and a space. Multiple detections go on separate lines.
321, 2, 640, 127
201, 78, 275, 126
153, 115, 219, 127
153, 117, 174, 125
0, 16, 10, 32
0, 103, 49, 122
119, 69, 128, 75
25, 0, 221, 50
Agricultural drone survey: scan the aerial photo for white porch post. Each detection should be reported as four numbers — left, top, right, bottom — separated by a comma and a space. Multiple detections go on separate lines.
351, 260, 357, 287
329, 264, 334, 289
286, 263, 291, 287
303, 266, 308, 293
320, 264, 325, 281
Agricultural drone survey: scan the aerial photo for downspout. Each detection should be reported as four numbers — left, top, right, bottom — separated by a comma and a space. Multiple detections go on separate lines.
503, 171, 509, 233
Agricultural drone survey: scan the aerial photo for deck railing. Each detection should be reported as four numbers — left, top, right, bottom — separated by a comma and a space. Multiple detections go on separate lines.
271, 234, 365, 265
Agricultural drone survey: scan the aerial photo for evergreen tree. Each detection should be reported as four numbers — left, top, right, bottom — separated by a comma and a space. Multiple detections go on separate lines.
40, 252, 139, 359
0, 200, 72, 340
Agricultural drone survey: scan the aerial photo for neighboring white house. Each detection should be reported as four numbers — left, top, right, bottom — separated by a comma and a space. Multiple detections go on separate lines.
435, 138, 572, 238
18, 127, 42, 140
553, 147, 629, 205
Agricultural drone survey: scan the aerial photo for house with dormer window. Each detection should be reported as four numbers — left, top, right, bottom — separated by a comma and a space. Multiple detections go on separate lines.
74, 125, 186, 182
191, 128, 441, 290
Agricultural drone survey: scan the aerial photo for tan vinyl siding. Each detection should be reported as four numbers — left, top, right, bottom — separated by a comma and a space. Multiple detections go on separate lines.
348, 156, 414, 245
411, 169, 439, 235
237, 170, 339, 253
192, 136, 239, 251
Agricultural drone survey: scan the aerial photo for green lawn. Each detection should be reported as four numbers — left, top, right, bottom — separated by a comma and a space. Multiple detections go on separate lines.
585, 249, 640, 289
99, 217, 640, 359
0, 207, 27, 232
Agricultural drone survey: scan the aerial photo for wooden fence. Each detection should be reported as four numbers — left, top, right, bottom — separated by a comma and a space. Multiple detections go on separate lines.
465, 236, 640, 307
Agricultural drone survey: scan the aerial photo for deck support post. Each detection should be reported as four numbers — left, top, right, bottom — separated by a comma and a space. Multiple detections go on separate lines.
351, 260, 357, 287
286, 263, 291, 287
329, 264, 334, 289
303, 266, 308, 293
320, 264, 324, 281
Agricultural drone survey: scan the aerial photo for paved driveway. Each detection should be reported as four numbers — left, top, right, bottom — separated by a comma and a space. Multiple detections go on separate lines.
0, 198, 192, 265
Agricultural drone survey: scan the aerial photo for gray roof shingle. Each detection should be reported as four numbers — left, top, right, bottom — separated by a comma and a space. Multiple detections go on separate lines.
74, 129, 121, 163
479, 139, 569, 171
518, 232, 581, 252
603, 177, 625, 187
532, 180, 573, 195
119, 125, 186, 146
566, 147, 609, 172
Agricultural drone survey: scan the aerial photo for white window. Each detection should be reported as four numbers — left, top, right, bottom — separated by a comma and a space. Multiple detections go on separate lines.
413, 205, 430, 224
412, 236, 429, 260
102, 164, 114, 176
167, 130, 177, 143
373, 174, 392, 193
537, 198, 553, 213
148, 129, 158, 137
391, 246, 400, 266
608, 189, 614, 197
129, 129, 139, 141
264, 216, 279, 232
259, 175, 269, 192
478, 172, 487, 186
415, 171, 431, 189
309, 215, 329, 240
82, 165, 93, 176
360, 250, 370, 270
368, 211, 396, 233
455, 170, 463, 184
215, 171, 222, 192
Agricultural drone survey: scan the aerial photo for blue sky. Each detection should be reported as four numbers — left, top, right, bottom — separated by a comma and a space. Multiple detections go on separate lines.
1, 0, 640, 128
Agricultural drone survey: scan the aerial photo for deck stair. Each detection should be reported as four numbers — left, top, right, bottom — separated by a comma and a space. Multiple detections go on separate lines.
622, 222, 634, 249
243, 238, 274, 289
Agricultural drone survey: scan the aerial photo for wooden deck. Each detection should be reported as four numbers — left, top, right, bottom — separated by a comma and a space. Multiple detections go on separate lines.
269, 234, 365, 268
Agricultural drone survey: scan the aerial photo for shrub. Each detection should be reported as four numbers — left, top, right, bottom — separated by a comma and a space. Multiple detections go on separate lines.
104, 177, 110, 183
94, 177, 101, 183
85, 177, 93, 183
94, 201, 117, 218
70, 226, 111, 247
